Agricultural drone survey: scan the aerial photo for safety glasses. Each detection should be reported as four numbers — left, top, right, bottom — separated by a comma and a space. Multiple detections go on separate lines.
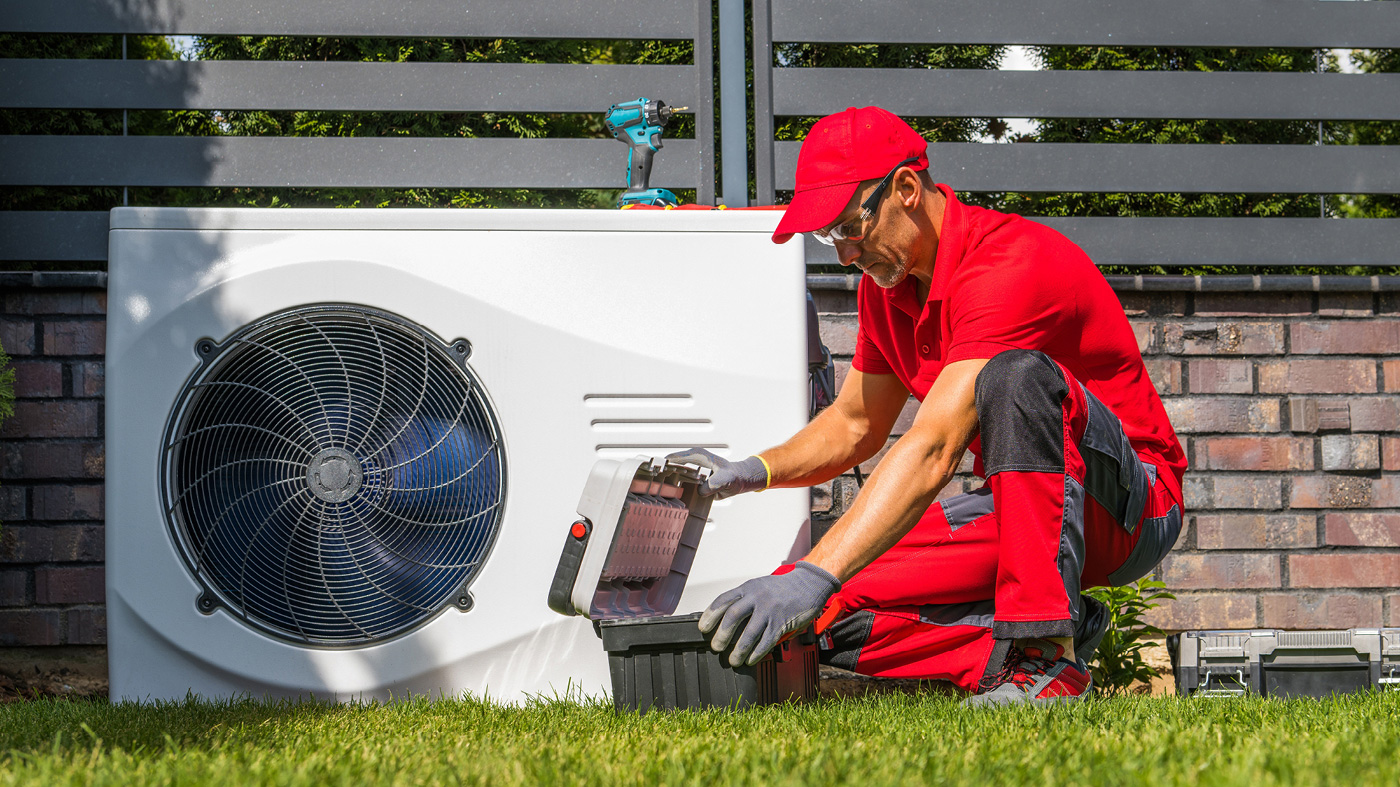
812, 157, 922, 246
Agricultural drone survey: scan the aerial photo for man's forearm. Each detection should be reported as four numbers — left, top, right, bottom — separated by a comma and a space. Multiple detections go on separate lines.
757, 404, 885, 489
802, 429, 965, 582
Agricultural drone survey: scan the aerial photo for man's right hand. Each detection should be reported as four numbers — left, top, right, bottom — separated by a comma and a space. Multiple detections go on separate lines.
665, 448, 769, 499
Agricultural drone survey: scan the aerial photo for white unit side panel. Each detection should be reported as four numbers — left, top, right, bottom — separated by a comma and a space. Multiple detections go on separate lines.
105, 212, 809, 704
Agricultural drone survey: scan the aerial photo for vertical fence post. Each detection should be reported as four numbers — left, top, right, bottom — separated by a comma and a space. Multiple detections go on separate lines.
718, 0, 749, 206
695, 0, 717, 205
752, 0, 775, 205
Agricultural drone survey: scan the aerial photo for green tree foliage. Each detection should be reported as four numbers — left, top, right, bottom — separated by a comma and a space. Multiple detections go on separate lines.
1085, 578, 1175, 696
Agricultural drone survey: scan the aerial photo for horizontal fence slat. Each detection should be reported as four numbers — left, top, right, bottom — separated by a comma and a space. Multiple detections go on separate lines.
770, 0, 1400, 47
775, 141, 1400, 194
0, 60, 699, 113
0, 136, 699, 189
775, 69, 1400, 122
1, 0, 698, 38
0, 211, 109, 261
802, 217, 1400, 267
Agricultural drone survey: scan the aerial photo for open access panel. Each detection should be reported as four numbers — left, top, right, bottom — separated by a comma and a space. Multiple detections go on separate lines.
549, 456, 817, 712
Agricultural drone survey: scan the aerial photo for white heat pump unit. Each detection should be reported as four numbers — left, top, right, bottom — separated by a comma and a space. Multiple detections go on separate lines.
105, 208, 810, 703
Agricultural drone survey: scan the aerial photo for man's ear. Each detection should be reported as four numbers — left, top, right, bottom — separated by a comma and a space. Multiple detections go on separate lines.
896, 168, 923, 212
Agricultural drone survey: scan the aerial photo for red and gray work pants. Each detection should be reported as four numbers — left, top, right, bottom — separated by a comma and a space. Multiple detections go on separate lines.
818, 349, 1183, 692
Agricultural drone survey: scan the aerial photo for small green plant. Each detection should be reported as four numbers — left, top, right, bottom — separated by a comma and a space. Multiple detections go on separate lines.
1085, 577, 1175, 696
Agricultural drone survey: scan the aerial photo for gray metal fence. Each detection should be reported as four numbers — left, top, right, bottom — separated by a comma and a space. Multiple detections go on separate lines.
754, 0, 1400, 267
0, 0, 715, 262
5, 0, 1400, 268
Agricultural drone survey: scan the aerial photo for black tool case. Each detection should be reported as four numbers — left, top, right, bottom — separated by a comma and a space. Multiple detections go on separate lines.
548, 456, 818, 713
1172, 628, 1400, 698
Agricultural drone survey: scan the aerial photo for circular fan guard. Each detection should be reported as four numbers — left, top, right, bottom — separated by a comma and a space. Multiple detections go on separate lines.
162, 305, 506, 646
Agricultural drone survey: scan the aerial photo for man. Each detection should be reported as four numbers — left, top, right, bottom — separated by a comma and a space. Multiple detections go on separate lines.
669, 106, 1185, 705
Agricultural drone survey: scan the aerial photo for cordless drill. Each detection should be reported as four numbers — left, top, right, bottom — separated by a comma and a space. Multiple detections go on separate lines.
604, 98, 686, 207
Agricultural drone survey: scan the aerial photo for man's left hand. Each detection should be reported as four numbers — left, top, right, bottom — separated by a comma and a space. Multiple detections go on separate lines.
699, 561, 841, 667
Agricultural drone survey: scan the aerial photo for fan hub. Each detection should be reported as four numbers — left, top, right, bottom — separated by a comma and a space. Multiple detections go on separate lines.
307, 448, 363, 503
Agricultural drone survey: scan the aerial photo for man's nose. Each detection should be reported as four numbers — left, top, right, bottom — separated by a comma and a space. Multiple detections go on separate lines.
836, 241, 861, 267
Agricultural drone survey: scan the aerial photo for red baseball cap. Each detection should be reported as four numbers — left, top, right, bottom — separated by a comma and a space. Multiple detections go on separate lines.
772, 106, 929, 244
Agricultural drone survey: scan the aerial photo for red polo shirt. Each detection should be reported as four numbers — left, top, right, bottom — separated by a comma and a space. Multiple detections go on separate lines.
852, 185, 1186, 491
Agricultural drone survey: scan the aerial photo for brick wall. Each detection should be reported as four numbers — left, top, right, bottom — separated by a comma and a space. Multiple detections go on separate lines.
813, 284, 1400, 632
0, 288, 107, 647
1, 282, 1397, 649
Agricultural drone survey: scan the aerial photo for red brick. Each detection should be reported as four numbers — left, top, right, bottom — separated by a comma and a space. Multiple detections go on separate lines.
1193, 436, 1313, 471
1321, 434, 1379, 472
1325, 513, 1400, 547
1385, 360, 1400, 393
1290, 553, 1400, 589
34, 566, 105, 605
1193, 292, 1312, 317
1290, 321, 1400, 355
66, 607, 106, 645
1384, 437, 1400, 472
1195, 514, 1317, 549
1187, 359, 1252, 394
833, 360, 852, 390
0, 319, 37, 356
0, 570, 28, 606
3, 291, 85, 316
0, 400, 100, 439
0, 609, 61, 646
1289, 476, 1374, 509
818, 314, 858, 356
72, 360, 104, 398
1144, 359, 1183, 396
1163, 322, 1285, 356
1160, 553, 1280, 590
41, 320, 105, 356
0, 525, 104, 563
32, 485, 104, 521
1349, 398, 1400, 432
1259, 593, 1382, 629
1317, 292, 1374, 318
1163, 398, 1279, 434
1188, 476, 1284, 510
0, 486, 25, 521
1372, 476, 1400, 507
1257, 360, 1376, 394
1287, 399, 1351, 433
1389, 595, 1400, 627
2, 442, 105, 480
1131, 322, 1157, 354
1146, 592, 1258, 631
9, 360, 63, 398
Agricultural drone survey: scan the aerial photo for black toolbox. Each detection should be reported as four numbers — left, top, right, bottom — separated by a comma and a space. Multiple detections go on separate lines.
548, 456, 818, 712
1172, 628, 1400, 698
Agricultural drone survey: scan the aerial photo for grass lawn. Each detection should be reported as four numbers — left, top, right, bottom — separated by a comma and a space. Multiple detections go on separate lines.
2, 691, 1397, 786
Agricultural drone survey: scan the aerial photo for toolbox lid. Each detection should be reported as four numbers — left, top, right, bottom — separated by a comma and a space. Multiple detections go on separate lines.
547, 456, 714, 621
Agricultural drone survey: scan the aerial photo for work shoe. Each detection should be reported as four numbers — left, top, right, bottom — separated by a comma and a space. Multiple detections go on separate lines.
965, 639, 1093, 707
1074, 594, 1110, 666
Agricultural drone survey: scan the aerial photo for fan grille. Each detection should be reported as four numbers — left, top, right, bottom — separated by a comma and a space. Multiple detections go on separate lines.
162, 305, 506, 646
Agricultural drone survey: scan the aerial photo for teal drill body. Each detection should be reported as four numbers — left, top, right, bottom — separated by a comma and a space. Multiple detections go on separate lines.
604, 98, 682, 207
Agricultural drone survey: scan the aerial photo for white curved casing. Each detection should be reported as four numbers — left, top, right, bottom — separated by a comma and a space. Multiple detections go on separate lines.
106, 208, 811, 704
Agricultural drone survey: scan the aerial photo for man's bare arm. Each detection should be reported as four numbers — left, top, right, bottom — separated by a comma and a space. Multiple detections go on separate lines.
803, 358, 987, 582
759, 368, 910, 489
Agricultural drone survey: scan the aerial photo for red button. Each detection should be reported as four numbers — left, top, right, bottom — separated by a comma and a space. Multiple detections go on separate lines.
921, 344, 931, 355
570, 521, 588, 539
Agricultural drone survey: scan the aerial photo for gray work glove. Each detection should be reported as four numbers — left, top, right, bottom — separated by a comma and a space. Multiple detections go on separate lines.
664, 448, 768, 499
699, 561, 841, 667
